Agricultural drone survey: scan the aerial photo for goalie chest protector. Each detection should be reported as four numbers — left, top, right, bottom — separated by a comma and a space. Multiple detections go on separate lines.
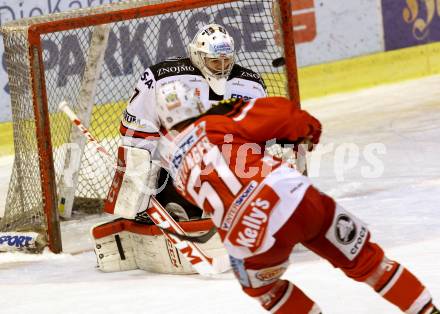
148, 57, 266, 104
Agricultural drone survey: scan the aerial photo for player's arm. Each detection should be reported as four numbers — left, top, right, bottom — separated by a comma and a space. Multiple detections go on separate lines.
237, 67, 267, 98
120, 67, 161, 151
232, 96, 321, 146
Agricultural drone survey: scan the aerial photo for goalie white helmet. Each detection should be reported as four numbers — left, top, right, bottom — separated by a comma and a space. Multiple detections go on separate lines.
188, 24, 235, 95
156, 81, 205, 130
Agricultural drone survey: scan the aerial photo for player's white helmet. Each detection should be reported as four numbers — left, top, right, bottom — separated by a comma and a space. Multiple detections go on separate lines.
188, 24, 234, 95
156, 81, 205, 130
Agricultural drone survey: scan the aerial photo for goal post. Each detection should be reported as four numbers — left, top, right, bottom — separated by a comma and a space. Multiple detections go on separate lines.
0, 0, 300, 253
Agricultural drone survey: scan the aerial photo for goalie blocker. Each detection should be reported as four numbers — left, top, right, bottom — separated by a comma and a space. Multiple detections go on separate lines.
91, 217, 226, 274
103, 145, 159, 219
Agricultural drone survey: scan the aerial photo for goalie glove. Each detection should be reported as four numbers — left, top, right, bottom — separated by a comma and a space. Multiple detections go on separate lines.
104, 145, 159, 219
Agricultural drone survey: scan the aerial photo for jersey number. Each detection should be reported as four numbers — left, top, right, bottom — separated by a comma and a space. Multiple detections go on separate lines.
129, 88, 140, 103
187, 146, 242, 214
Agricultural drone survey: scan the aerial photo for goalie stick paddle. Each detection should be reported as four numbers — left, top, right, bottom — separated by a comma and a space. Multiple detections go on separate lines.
58, 101, 230, 275
147, 198, 217, 275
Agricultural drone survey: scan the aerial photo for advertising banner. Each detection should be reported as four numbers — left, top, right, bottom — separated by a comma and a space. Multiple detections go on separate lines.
382, 0, 440, 50
0, 0, 123, 122
40, 2, 284, 109
0, 0, 384, 122
295, 0, 383, 67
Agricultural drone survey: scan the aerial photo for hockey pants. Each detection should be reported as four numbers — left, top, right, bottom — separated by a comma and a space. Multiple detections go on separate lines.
230, 186, 434, 314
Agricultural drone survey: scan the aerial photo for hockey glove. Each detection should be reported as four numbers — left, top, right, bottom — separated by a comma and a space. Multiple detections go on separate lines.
305, 114, 322, 145
292, 113, 322, 152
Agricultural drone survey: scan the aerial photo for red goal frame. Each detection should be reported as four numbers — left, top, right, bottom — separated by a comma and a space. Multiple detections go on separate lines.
23, 0, 299, 253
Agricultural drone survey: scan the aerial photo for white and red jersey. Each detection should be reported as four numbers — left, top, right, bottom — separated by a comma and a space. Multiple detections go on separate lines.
120, 57, 266, 152
159, 97, 317, 259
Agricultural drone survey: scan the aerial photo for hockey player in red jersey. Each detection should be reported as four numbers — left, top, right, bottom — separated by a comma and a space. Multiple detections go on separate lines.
155, 81, 439, 314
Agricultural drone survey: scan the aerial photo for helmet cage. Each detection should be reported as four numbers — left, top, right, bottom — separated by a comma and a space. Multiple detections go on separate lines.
202, 54, 234, 78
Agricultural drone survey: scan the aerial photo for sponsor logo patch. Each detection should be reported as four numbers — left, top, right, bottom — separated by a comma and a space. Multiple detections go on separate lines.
122, 110, 147, 128
230, 93, 252, 101
289, 182, 304, 194
157, 65, 196, 77
165, 92, 181, 110
228, 185, 279, 252
245, 261, 289, 288
166, 122, 210, 193
222, 181, 258, 230
335, 214, 357, 244
256, 265, 286, 281
165, 237, 181, 269
0, 233, 38, 251
211, 42, 233, 54
325, 206, 369, 261
189, 77, 203, 83
194, 88, 201, 97
170, 134, 195, 172
240, 71, 261, 80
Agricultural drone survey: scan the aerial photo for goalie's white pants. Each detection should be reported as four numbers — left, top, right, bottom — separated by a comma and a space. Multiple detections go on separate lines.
91, 218, 226, 274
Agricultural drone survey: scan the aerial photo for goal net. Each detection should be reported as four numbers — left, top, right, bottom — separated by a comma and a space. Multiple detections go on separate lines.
0, 0, 299, 252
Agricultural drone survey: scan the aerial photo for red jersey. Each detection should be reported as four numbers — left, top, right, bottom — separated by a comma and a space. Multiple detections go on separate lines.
159, 97, 318, 258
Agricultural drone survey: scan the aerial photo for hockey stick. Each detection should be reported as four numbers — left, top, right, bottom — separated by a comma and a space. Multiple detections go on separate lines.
161, 225, 217, 244
59, 101, 230, 276
135, 211, 217, 243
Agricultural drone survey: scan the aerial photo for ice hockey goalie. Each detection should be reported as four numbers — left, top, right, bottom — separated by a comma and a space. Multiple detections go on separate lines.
90, 24, 265, 274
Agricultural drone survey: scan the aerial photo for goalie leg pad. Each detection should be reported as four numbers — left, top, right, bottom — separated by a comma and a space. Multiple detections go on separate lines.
91, 219, 138, 272
91, 218, 226, 274
131, 219, 227, 274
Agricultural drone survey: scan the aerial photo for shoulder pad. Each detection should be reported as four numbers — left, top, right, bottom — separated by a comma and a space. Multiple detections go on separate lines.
150, 58, 202, 80
229, 64, 266, 87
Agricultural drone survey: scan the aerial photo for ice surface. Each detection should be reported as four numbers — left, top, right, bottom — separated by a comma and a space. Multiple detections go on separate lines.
0, 75, 439, 313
